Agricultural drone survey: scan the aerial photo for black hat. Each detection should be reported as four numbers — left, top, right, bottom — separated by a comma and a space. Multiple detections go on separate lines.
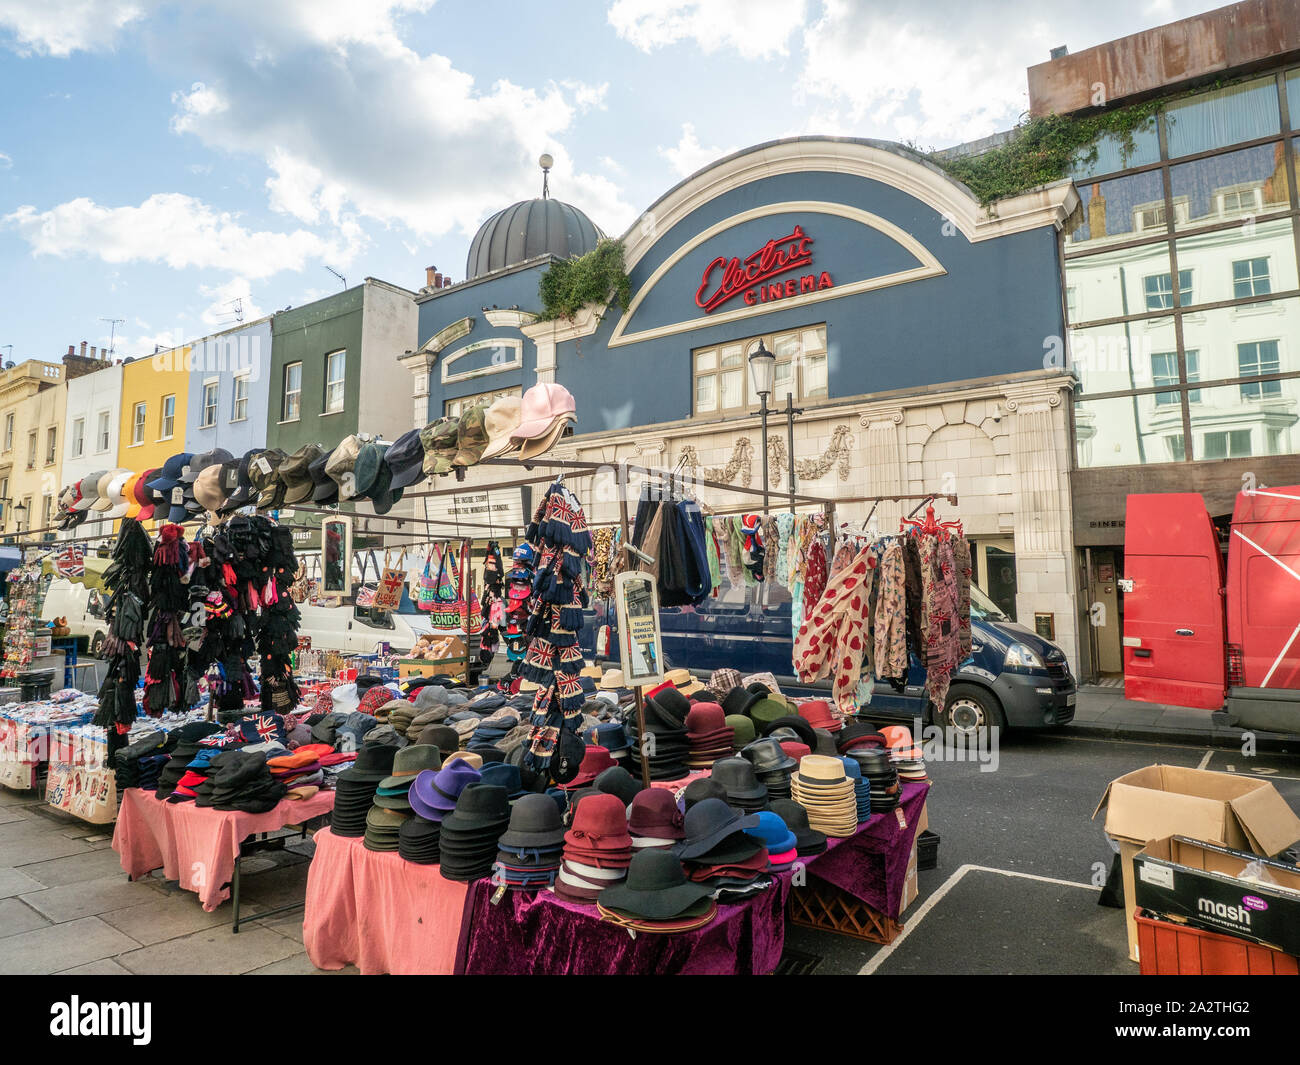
441, 782, 511, 833
385, 428, 426, 491
721, 686, 761, 718
597, 849, 713, 921
224, 449, 265, 509
709, 756, 769, 803
594, 765, 642, 807
336, 744, 398, 782
647, 688, 691, 727
498, 792, 566, 849
183, 447, 234, 484
682, 776, 728, 811
769, 798, 828, 855
548, 728, 587, 786
309, 448, 339, 505
674, 797, 760, 860
250, 448, 289, 509
741, 736, 797, 774
760, 714, 817, 751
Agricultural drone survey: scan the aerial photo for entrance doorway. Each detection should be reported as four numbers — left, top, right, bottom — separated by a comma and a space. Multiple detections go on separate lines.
1086, 547, 1124, 678
970, 538, 1017, 622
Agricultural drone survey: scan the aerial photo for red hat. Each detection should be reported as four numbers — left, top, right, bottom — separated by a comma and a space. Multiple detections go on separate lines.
797, 699, 841, 732
563, 791, 631, 852
779, 740, 812, 762
358, 684, 395, 716
685, 702, 727, 739
559, 745, 616, 790
628, 789, 685, 840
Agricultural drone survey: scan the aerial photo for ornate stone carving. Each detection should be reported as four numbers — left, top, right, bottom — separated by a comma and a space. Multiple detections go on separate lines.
795, 425, 856, 482
681, 438, 753, 487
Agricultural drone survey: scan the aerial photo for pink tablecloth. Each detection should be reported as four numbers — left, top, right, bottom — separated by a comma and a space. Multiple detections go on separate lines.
112, 788, 335, 912
303, 828, 470, 975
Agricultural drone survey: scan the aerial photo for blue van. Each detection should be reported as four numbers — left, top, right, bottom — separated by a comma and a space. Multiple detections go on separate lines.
584, 572, 1076, 741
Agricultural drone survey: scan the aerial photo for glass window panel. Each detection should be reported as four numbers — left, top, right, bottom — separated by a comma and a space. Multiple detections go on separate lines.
1151, 352, 1179, 392
1065, 170, 1167, 249
694, 349, 716, 372
1180, 296, 1300, 385
773, 332, 801, 359
1289, 71, 1300, 131
1169, 143, 1292, 231
1191, 381, 1300, 459
1065, 241, 1173, 325
802, 327, 826, 353
1173, 222, 1297, 310
1142, 269, 1193, 311
1068, 120, 1161, 181
1165, 76, 1280, 158
1074, 392, 1184, 467
695, 374, 716, 412
720, 345, 743, 368
719, 369, 743, 408
1069, 314, 1178, 395
803, 353, 828, 398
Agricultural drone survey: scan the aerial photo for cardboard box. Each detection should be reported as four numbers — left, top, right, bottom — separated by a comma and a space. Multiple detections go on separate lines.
900, 801, 929, 914
1093, 765, 1300, 961
1134, 835, 1300, 957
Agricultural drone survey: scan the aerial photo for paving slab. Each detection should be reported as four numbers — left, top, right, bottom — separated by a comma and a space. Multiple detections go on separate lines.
99, 893, 240, 947
1, 832, 93, 867
0, 915, 141, 976
0, 897, 50, 938
117, 924, 302, 976
0, 866, 46, 900
54, 957, 135, 976
20, 873, 161, 923
247, 952, 356, 975
18, 846, 127, 887
0, 806, 30, 825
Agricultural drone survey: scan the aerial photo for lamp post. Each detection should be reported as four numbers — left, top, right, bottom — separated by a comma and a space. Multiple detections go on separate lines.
748, 340, 775, 513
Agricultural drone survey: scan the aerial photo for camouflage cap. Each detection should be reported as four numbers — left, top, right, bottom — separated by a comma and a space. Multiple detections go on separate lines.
419, 417, 459, 476
453, 402, 491, 467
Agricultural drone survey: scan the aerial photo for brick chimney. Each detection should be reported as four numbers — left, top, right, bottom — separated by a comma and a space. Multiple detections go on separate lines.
80, 340, 88, 357
67, 345, 75, 357
426, 265, 437, 288
62, 344, 105, 380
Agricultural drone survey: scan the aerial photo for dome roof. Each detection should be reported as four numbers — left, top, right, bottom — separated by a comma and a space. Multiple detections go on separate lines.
466, 197, 603, 280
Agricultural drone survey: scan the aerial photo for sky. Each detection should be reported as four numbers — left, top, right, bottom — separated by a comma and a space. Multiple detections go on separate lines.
0, 0, 1211, 362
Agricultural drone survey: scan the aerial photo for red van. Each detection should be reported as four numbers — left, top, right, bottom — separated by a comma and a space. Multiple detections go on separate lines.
1123, 486, 1300, 732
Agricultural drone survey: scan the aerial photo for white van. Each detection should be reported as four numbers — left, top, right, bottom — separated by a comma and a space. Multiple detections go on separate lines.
294, 602, 439, 655
40, 577, 110, 655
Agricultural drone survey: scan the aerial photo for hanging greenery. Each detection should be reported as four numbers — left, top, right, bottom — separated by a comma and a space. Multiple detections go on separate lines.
536, 238, 632, 323
926, 98, 1167, 205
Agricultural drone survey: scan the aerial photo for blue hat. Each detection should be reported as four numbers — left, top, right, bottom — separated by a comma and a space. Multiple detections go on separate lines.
147, 452, 193, 496
479, 762, 527, 799
746, 810, 797, 855
585, 720, 630, 753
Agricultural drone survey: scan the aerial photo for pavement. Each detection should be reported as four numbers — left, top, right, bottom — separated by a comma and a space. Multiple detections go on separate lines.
1071, 685, 1300, 753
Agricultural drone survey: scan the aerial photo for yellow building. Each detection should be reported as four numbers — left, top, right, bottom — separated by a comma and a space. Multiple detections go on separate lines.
0, 361, 67, 538
118, 347, 190, 481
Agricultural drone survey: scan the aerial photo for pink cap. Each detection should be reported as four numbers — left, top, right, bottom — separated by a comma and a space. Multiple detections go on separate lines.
511, 382, 576, 441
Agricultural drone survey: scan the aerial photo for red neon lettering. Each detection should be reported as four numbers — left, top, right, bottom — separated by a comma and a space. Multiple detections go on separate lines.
785, 279, 797, 297
743, 289, 757, 305
695, 225, 815, 313
800, 275, 815, 293
818, 272, 833, 290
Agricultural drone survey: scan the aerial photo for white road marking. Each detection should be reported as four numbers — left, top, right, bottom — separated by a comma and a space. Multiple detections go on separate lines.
858, 864, 1097, 975
1197, 750, 1214, 770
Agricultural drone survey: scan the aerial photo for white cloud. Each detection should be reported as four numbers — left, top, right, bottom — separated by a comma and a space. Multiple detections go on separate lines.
0, 151, 11, 169
599, 155, 625, 176
659, 123, 737, 179
559, 80, 609, 112
607, 0, 805, 59
198, 275, 262, 328
3, 192, 364, 280
0, 0, 150, 56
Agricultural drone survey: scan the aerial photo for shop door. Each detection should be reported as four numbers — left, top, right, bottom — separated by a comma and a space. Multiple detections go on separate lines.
1123, 493, 1226, 709
1089, 549, 1124, 674
975, 541, 1018, 621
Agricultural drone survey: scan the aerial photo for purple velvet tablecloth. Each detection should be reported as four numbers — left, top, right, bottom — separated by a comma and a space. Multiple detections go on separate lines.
800, 779, 929, 919
455, 875, 792, 975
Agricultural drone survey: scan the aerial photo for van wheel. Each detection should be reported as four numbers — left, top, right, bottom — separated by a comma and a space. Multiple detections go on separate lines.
90, 632, 105, 658
933, 683, 1005, 744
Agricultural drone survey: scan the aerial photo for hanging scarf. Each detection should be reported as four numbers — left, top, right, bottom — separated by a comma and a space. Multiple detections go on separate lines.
762, 516, 779, 583
801, 536, 828, 617
920, 535, 960, 709
774, 513, 794, 588
704, 516, 722, 592
873, 540, 909, 681
793, 546, 875, 714
954, 535, 973, 658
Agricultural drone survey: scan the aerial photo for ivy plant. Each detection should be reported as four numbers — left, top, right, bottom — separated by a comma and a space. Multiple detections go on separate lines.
536, 238, 632, 323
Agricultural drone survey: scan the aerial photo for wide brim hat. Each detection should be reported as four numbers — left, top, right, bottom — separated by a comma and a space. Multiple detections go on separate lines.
674, 797, 761, 860
597, 851, 713, 921
480, 395, 523, 460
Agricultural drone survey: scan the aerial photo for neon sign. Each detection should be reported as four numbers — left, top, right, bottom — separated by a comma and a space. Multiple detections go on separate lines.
695, 224, 833, 313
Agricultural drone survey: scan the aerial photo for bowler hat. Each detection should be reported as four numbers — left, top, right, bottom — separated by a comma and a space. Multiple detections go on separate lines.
721, 686, 761, 718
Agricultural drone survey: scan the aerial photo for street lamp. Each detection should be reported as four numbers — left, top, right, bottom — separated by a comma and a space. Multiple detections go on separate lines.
748, 340, 776, 513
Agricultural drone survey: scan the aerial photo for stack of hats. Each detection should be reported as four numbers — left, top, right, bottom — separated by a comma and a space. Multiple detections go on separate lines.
682, 776, 729, 812
384, 700, 417, 738
881, 725, 928, 782
409, 762, 481, 823
840, 756, 871, 823
267, 744, 330, 791
165, 747, 221, 803
153, 722, 222, 800
494, 793, 567, 891
674, 798, 769, 898
553, 792, 633, 903
364, 804, 410, 852
626, 687, 690, 782
331, 745, 398, 837
769, 798, 828, 857
747, 810, 800, 873
479, 761, 528, 801
845, 745, 900, 813
685, 702, 733, 769
837, 721, 887, 754
193, 750, 287, 814
798, 699, 842, 734
439, 783, 511, 882
709, 756, 768, 814
374, 744, 442, 814
583, 720, 630, 763
398, 816, 443, 865
740, 737, 796, 801
597, 850, 717, 933
726, 713, 756, 751
627, 789, 684, 851
594, 765, 642, 808
791, 754, 859, 838
470, 709, 521, 751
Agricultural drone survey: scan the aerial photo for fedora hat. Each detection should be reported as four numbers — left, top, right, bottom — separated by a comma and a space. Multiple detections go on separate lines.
409, 762, 481, 820
838, 722, 888, 753
741, 737, 796, 775
747, 810, 798, 856
384, 428, 427, 490
598, 669, 626, 691
377, 743, 442, 790
598, 849, 713, 922
560, 745, 615, 790
498, 792, 567, 849
710, 756, 769, 803
442, 782, 511, 833
336, 744, 398, 783
674, 797, 760, 860
479, 761, 527, 799
480, 395, 523, 460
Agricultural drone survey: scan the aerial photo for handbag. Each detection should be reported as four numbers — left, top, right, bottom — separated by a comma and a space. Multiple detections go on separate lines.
375, 550, 406, 612
354, 550, 379, 609
423, 541, 485, 633
416, 545, 442, 611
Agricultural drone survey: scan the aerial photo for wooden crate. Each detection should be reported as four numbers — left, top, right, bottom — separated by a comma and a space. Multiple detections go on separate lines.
787, 876, 903, 944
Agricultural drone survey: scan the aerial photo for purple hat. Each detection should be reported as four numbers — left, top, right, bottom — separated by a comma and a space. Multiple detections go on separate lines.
409, 763, 481, 822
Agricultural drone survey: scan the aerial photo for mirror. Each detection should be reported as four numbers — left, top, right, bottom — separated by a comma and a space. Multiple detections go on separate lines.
321, 516, 352, 597
613, 570, 663, 687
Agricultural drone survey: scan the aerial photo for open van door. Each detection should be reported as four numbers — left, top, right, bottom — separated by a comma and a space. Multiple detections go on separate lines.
1227, 486, 1300, 692
1123, 493, 1225, 709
